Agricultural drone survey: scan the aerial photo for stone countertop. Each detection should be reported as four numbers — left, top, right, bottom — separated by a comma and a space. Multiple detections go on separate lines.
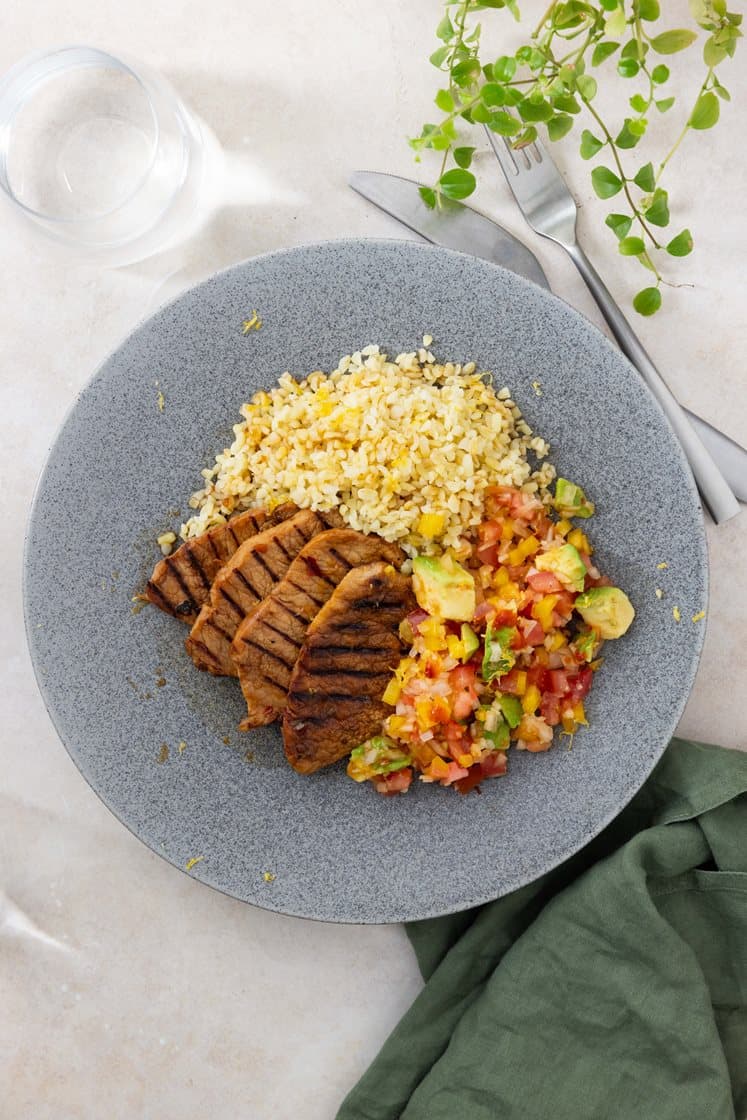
1, 1, 745, 1116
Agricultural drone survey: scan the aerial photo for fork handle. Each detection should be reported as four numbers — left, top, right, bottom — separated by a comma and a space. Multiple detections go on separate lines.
566, 242, 740, 524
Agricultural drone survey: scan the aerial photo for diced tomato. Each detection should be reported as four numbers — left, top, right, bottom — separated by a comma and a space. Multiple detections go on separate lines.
492, 608, 517, 628
497, 668, 523, 695
373, 768, 413, 795
444, 720, 467, 748
455, 767, 484, 795
441, 761, 470, 786
519, 618, 545, 646
540, 693, 561, 726
480, 750, 508, 777
453, 688, 478, 721
478, 519, 503, 545
551, 592, 575, 623
477, 542, 500, 567
450, 664, 477, 690
567, 668, 594, 700
548, 669, 569, 694
526, 570, 563, 594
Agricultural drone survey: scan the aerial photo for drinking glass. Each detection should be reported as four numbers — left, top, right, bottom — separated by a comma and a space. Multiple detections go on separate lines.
0, 46, 207, 263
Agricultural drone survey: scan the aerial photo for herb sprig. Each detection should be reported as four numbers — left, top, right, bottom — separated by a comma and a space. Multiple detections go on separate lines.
412, 0, 741, 314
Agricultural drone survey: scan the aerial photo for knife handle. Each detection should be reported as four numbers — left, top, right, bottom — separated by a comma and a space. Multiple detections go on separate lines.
566, 242, 740, 525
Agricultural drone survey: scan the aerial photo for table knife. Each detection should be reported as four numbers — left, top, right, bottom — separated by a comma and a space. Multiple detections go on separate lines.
349, 170, 746, 504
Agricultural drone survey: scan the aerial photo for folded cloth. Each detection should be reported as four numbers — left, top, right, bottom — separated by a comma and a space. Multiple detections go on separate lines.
337, 739, 747, 1120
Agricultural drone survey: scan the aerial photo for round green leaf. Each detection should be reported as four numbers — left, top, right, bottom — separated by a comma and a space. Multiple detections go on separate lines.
615, 120, 640, 149
493, 55, 517, 81
518, 98, 554, 122
435, 89, 455, 113
633, 287, 662, 315
619, 236, 646, 255
553, 93, 581, 114
704, 36, 728, 66
419, 186, 437, 209
453, 146, 475, 169
591, 166, 623, 199
438, 168, 477, 200
633, 162, 655, 191
666, 229, 694, 257
481, 83, 507, 108
605, 212, 633, 239
591, 40, 619, 66
651, 64, 670, 83
628, 118, 647, 136
487, 111, 522, 136
429, 46, 450, 69
576, 74, 598, 100
656, 97, 675, 112
580, 129, 604, 159
451, 58, 481, 86
436, 13, 454, 41
547, 114, 574, 141
689, 91, 720, 130
599, 0, 618, 10
637, 0, 660, 19
649, 29, 698, 54
644, 188, 670, 227
621, 39, 644, 60
629, 94, 648, 112
617, 57, 640, 77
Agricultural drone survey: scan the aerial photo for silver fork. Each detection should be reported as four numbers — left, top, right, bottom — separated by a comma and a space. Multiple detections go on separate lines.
485, 127, 740, 525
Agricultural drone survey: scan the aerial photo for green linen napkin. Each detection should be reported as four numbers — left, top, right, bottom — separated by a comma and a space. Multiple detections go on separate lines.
337, 739, 747, 1120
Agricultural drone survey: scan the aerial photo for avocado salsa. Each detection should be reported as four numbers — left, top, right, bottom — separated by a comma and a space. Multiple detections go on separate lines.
347, 480, 635, 796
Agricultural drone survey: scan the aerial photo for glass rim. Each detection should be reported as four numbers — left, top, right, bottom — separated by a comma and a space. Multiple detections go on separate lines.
0, 45, 162, 226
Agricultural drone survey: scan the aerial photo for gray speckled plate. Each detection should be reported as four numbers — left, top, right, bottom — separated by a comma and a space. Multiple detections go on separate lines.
24, 239, 707, 923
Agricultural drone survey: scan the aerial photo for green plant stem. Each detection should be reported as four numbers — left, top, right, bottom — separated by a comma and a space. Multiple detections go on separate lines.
655, 71, 713, 185
582, 96, 662, 251
532, 1, 557, 40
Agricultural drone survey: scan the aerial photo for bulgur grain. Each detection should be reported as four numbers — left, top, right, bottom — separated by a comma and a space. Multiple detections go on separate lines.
181, 346, 554, 556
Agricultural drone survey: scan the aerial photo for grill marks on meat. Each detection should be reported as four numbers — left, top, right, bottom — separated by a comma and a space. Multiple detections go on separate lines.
232, 530, 405, 729
145, 503, 297, 622
282, 562, 415, 774
184, 508, 342, 676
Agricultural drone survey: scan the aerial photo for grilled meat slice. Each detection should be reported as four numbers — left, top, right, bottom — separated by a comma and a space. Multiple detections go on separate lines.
146, 503, 297, 623
282, 562, 414, 774
233, 530, 405, 729
185, 508, 342, 676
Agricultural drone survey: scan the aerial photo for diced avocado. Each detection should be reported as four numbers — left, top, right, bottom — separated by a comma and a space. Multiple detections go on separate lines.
412, 554, 476, 621
481, 623, 517, 682
347, 736, 413, 782
554, 478, 595, 519
484, 722, 510, 751
498, 694, 523, 728
575, 587, 635, 639
460, 623, 480, 659
535, 543, 587, 592
571, 625, 601, 663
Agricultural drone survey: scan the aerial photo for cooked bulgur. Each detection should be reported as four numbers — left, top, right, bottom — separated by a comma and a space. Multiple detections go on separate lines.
180, 344, 554, 557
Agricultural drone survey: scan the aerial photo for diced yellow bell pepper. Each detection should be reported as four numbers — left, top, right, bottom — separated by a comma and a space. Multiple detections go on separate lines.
546, 630, 566, 652
415, 697, 435, 732
514, 670, 528, 696
395, 657, 415, 683
573, 701, 588, 725
382, 677, 401, 706
532, 594, 559, 632
555, 519, 573, 537
385, 715, 408, 737
568, 528, 592, 555
446, 634, 465, 661
500, 519, 515, 541
492, 566, 510, 588
519, 535, 541, 559
457, 753, 474, 768
522, 684, 541, 714
420, 617, 448, 651
427, 756, 450, 779
417, 512, 446, 538
561, 712, 577, 733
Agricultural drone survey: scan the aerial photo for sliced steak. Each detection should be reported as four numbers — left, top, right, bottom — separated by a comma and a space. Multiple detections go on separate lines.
233, 529, 405, 729
282, 562, 414, 774
185, 508, 342, 676
146, 503, 297, 623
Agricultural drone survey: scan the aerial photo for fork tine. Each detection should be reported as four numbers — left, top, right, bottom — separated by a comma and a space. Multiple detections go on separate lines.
485, 127, 521, 178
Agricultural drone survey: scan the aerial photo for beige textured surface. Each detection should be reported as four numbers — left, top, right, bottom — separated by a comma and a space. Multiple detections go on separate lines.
1, 1, 745, 1117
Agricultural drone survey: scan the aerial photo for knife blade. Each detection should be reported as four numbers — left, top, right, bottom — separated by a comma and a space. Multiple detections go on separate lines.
349, 169, 747, 503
